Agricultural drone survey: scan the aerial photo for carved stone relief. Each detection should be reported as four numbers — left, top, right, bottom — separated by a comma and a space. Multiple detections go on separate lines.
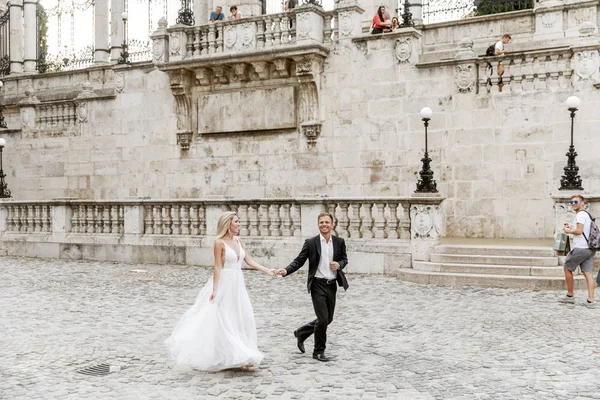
338, 11, 354, 37
77, 102, 88, 123
395, 37, 412, 64
541, 12, 557, 28
410, 204, 442, 240
224, 26, 237, 49
240, 22, 255, 47
20, 108, 30, 129
296, 13, 312, 39
454, 64, 475, 93
571, 50, 600, 83
152, 39, 164, 63
572, 8, 592, 25
170, 32, 182, 56
115, 72, 125, 93
176, 131, 193, 151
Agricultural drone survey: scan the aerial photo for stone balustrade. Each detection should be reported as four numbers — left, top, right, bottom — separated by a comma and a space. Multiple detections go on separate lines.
70, 203, 124, 234
5, 203, 52, 233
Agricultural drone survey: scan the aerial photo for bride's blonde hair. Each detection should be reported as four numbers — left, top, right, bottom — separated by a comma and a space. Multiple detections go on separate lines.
216, 211, 237, 239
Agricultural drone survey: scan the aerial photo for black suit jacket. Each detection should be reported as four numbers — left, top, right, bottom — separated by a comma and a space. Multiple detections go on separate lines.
284, 235, 349, 293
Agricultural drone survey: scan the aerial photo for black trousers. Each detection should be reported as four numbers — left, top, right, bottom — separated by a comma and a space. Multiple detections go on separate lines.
296, 278, 337, 355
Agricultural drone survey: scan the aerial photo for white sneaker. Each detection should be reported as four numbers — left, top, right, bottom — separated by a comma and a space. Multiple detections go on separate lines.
559, 295, 575, 304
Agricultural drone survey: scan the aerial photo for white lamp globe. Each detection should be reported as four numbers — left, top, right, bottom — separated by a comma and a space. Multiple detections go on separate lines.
566, 96, 581, 109
420, 107, 433, 119
0, 81, 3, 88
121, 12, 128, 20
0, 138, 6, 147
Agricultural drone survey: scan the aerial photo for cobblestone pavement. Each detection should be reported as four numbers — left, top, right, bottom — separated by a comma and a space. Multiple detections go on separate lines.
1, 257, 600, 400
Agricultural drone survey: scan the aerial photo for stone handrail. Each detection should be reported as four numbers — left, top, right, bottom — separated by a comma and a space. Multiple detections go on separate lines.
0, 196, 443, 240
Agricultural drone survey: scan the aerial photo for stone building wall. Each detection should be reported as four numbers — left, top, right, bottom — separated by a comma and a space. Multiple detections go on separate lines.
1, 2, 600, 239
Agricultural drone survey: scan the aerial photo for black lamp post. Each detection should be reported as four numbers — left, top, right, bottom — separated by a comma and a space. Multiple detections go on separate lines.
399, 0, 414, 28
0, 138, 11, 198
0, 81, 6, 129
559, 95, 583, 190
117, 12, 131, 64
177, 0, 195, 26
415, 107, 438, 193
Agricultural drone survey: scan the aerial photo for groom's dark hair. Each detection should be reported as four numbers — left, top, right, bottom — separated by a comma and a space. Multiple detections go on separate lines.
318, 212, 334, 223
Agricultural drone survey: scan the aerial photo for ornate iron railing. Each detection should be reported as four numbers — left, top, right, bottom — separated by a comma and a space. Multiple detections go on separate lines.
128, 39, 152, 63
42, 45, 95, 72
419, 0, 533, 24
475, 0, 533, 15
0, 6, 9, 77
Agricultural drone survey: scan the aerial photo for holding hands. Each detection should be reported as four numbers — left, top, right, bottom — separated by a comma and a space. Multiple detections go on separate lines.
273, 269, 287, 277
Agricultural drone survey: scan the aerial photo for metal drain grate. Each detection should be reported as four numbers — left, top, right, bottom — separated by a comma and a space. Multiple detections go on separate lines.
76, 363, 119, 376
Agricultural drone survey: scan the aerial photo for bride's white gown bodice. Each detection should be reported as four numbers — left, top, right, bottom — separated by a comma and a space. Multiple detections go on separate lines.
165, 238, 263, 371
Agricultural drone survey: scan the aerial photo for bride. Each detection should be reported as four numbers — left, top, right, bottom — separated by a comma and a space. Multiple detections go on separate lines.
165, 211, 275, 371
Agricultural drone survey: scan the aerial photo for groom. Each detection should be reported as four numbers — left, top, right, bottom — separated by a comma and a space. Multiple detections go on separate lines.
275, 212, 348, 362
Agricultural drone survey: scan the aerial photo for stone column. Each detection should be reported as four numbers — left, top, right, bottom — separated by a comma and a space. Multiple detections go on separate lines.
411, 0, 423, 25
0, 205, 7, 233
9, 0, 24, 74
23, 0, 37, 73
150, 17, 169, 64
110, 0, 124, 63
299, 202, 326, 237
124, 204, 144, 235
409, 196, 445, 262
335, 6, 364, 40
533, 0, 565, 41
94, 0, 110, 64
194, 0, 207, 25
51, 202, 74, 234
295, 6, 325, 46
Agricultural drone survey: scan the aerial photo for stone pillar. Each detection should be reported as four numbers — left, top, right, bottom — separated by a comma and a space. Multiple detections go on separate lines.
51, 203, 73, 234
167, 26, 188, 62
94, 0, 110, 64
150, 18, 169, 64
110, 0, 125, 63
533, 0, 565, 41
23, 0, 37, 73
336, 6, 364, 40
299, 202, 326, 237
409, 197, 444, 262
124, 204, 144, 235
411, 0, 423, 25
194, 0, 207, 25
9, 0, 24, 74
0, 205, 7, 233
295, 6, 325, 46
18, 86, 40, 132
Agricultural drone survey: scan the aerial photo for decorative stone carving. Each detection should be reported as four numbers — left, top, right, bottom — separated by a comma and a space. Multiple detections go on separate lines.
152, 39, 164, 63
455, 37, 476, 60
176, 131, 193, 151
77, 102, 88, 123
231, 63, 250, 82
166, 69, 194, 131
20, 108, 30, 129
296, 13, 312, 39
195, 68, 212, 86
170, 32, 182, 56
115, 72, 125, 93
395, 37, 412, 64
572, 8, 592, 25
338, 11, 354, 37
579, 21, 596, 37
455, 64, 475, 93
295, 58, 313, 75
240, 23, 255, 47
224, 26, 237, 49
541, 12, 557, 28
272, 59, 290, 78
354, 41, 367, 55
212, 66, 231, 84
410, 204, 442, 240
300, 121, 321, 148
251, 61, 271, 80
571, 50, 600, 82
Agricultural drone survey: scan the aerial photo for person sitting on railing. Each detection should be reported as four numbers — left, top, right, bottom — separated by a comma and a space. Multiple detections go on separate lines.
485, 34, 511, 92
371, 5, 392, 34
390, 17, 399, 32
229, 5, 242, 20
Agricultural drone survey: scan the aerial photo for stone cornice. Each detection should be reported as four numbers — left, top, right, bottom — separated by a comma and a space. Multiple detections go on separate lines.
351, 27, 422, 45
420, 9, 533, 30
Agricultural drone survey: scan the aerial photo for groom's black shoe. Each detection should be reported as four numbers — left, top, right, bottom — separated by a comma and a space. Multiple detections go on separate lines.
294, 330, 305, 354
313, 353, 331, 362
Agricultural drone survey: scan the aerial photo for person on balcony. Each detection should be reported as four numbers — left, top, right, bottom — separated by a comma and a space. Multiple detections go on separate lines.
494, 34, 511, 91
285, 0, 297, 28
371, 6, 392, 34
390, 17, 399, 32
209, 6, 225, 23
229, 5, 242, 20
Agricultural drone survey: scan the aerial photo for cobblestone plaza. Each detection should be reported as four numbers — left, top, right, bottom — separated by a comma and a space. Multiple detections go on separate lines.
1, 256, 600, 399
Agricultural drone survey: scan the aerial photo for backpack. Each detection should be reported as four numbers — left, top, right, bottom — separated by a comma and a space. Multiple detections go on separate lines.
582, 211, 600, 250
485, 44, 495, 56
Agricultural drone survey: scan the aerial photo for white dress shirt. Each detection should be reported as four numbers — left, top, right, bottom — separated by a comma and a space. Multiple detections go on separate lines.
315, 234, 337, 280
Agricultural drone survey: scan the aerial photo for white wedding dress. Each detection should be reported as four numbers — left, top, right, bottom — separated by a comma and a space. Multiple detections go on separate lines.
165, 238, 264, 371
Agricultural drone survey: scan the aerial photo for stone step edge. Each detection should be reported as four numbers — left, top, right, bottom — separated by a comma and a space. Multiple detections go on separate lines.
434, 245, 554, 256
399, 268, 586, 280
431, 254, 558, 261
436, 244, 553, 251
414, 261, 563, 271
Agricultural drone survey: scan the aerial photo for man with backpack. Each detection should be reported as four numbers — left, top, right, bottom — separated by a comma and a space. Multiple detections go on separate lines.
560, 194, 597, 307
485, 34, 511, 92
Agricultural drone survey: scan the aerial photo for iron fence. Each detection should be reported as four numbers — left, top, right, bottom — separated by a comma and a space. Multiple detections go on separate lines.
0, 7, 9, 77
415, 0, 533, 24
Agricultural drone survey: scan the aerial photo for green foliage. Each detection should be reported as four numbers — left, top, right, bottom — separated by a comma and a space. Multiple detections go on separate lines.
475, 0, 533, 16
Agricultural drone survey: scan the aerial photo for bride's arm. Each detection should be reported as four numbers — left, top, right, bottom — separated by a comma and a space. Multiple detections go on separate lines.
239, 239, 274, 276
210, 240, 225, 300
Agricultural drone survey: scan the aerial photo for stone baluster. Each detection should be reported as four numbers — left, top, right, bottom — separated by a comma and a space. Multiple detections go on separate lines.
202, 27, 210, 56
208, 24, 217, 55
256, 19, 266, 48
190, 205, 199, 235
327, 202, 338, 236
249, 204, 260, 236
193, 28, 201, 57
290, 14, 297, 43
42, 205, 51, 232
16, 206, 23, 232
217, 25, 224, 54
6, 206, 13, 231
76, 205, 84, 233
281, 204, 292, 236
14, 206, 21, 232
118, 206, 124, 234
186, 30, 194, 58
387, 202, 399, 239
331, 12, 338, 42
270, 204, 282, 237
510, 58, 523, 93
349, 203, 361, 238
281, 15, 290, 44
33, 205, 41, 232
95, 206, 104, 233
534, 56, 547, 90
19, 206, 27, 232
373, 203, 386, 239
153, 205, 163, 234
198, 204, 207, 235
144, 205, 154, 234
172, 205, 181, 235
102, 206, 111, 233
522, 56, 535, 91
162, 205, 172, 235
323, 14, 333, 43
361, 203, 374, 239
111, 205, 119, 234
180, 205, 190, 235
264, 16, 274, 48
337, 203, 349, 237
399, 202, 411, 240
273, 16, 282, 46
546, 54, 560, 91
27, 205, 34, 232
291, 203, 302, 236
558, 53, 571, 89
238, 204, 250, 236
258, 204, 270, 236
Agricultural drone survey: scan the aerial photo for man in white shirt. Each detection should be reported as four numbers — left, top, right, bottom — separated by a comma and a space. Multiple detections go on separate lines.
275, 213, 348, 362
561, 194, 596, 307
494, 34, 511, 92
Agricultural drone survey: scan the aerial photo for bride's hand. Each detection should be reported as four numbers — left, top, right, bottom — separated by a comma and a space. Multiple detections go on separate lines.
266, 268, 275, 277
209, 292, 216, 301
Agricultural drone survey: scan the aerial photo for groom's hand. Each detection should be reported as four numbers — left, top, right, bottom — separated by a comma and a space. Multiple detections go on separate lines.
275, 269, 287, 276
330, 262, 340, 271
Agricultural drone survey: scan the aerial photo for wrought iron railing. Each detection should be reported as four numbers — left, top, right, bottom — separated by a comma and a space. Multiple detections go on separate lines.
0, 6, 9, 77
475, 0, 533, 16
418, 0, 533, 24
128, 39, 152, 63
41, 45, 95, 73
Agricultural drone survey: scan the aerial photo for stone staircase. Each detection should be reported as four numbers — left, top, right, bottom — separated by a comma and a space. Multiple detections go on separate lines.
398, 244, 595, 290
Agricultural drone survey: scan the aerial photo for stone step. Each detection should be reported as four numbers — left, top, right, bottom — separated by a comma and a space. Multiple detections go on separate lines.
430, 253, 558, 267
397, 269, 590, 290
412, 261, 565, 277
434, 244, 554, 258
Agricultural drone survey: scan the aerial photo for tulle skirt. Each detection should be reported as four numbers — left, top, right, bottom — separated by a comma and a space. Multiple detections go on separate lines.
165, 268, 264, 371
